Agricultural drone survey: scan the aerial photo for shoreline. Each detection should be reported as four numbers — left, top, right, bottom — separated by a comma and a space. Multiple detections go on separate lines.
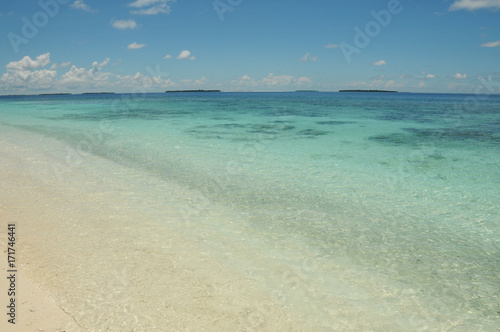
1, 93, 497, 329
0, 126, 86, 331
0, 124, 311, 331
0, 262, 84, 331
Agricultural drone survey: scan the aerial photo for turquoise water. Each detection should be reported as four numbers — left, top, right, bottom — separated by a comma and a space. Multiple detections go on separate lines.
1, 92, 499, 330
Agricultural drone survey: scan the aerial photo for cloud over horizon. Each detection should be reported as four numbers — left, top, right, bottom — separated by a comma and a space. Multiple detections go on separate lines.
230, 73, 312, 89
0, 53, 213, 93
2, 53, 55, 90
60, 58, 111, 88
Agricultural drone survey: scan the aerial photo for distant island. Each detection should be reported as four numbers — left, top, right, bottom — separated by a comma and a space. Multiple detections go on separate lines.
165, 90, 221, 93
38, 93, 72, 96
339, 90, 398, 93
39, 92, 116, 96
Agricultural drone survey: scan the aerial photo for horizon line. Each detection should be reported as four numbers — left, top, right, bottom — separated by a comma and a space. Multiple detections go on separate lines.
1, 91, 499, 97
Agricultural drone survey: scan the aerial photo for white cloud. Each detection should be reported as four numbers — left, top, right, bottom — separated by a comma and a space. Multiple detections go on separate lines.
0, 53, 179, 93
369, 76, 385, 87
447, 82, 475, 92
1, 53, 56, 90
128, 0, 175, 15
385, 80, 396, 88
481, 40, 500, 47
454, 72, 468, 79
112, 19, 138, 30
59, 66, 91, 86
258, 73, 310, 87
128, 42, 146, 49
131, 5, 169, 15
325, 44, 339, 49
296, 77, 312, 85
70, 0, 96, 12
60, 58, 111, 88
128, 0, 164, 7
449, 0, 500, 11
425, 74, 436, 79
116, 72, 175, 89
230, 73, 312, 90
372, 60, 387, 66
194, 76, 208, 86
0, 54, 116, 92
230, 75, 258, 88
343, 81, 368, 88
261, 73, 294, 86
239, 74, 251, 81
90, 58, 110, 74
419, 82, 426, 88
163, 54, 172, 59
6, 53, 51, 71
50, 62, 72, 70
345, 76, 406, 90
1, 69, 57, 90
300, 52, 318, 62
176, 50, 195, 60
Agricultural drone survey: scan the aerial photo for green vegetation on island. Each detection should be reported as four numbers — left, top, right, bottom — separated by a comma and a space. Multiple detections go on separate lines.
339, 89, 398, 93
165, 90, 221, 93
38, 93, 72, 96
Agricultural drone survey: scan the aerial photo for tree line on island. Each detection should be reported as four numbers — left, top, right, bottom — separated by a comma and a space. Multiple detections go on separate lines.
338, 89, 398, 93
165, 90, 221, 93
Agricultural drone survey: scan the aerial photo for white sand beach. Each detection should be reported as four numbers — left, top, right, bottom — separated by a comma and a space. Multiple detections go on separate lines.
0, 125, 311, 331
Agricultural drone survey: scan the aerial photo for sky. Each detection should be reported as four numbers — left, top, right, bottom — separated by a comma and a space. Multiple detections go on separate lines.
0, 0, 499, 94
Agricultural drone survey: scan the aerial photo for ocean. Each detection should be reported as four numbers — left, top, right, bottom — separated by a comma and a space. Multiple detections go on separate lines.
0, 91, 499, 331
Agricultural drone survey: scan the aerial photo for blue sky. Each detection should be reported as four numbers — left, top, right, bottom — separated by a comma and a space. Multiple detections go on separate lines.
0, 0, 499, 94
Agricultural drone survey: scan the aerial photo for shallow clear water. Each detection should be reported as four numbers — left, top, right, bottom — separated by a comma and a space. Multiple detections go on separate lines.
1, 92, 499, 330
